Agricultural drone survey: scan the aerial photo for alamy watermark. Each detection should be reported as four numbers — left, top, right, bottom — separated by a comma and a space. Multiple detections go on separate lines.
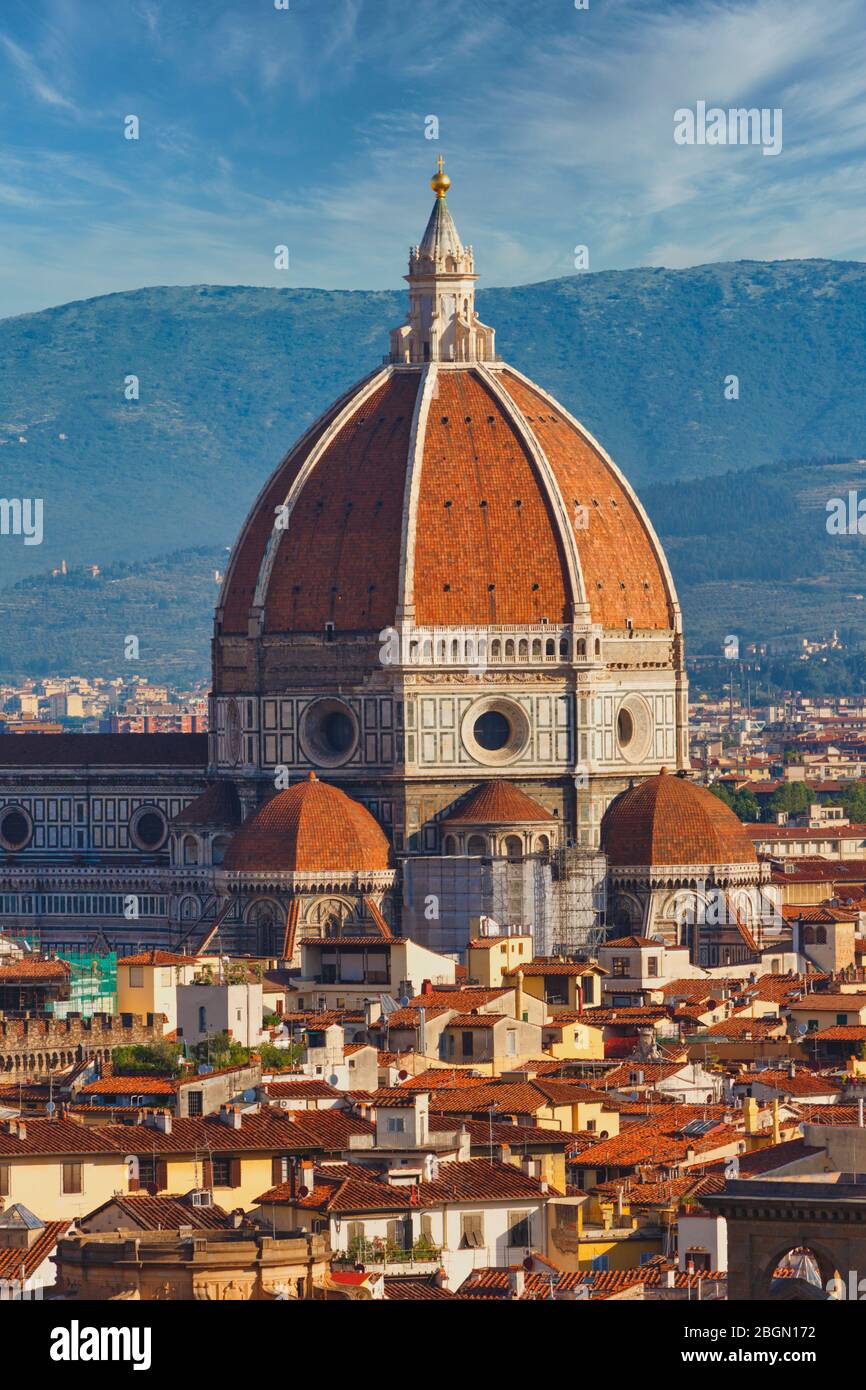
0, 498, 43, 545
674, 102, 783, 157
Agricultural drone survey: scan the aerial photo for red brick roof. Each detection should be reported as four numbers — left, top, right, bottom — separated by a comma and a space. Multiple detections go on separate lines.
79, 1077, 177, 1096
442, 781, 554, 825
0, 1220, 69, 1283
255, 1157, 557, 1212
0, 958, 70, 982
217, 365, 676, 642
81, 1192, 232, 1231
601, 770, 758, 868
601, 935, 662, 950
172, 780, 242, 829
117, 950, 198, 967
223, 773, 391, 873
500, 371, 675, 629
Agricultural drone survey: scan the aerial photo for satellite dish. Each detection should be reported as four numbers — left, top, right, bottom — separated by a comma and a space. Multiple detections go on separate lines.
400, 997, 410, 1008
243, 1088, 257, 1103
146, 1182, 159, 1197
46, 1101, 56, 1115
354, 1264, 366, 1274
298, 1184, 309, 1198
523, 1256, 533, 1271
328, 1074, 340, 1086
797, 1023, 808, 1035
398, 1070, 408, 1081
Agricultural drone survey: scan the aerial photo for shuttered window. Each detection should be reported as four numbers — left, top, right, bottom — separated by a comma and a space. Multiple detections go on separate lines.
459, 1212, 484, 1249
62, 1162, 82, 1194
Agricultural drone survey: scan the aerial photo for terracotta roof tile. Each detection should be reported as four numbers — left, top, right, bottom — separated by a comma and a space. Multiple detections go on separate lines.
601, 770, 758, 868
442, 781, 554, 825
223, 773, 391, 873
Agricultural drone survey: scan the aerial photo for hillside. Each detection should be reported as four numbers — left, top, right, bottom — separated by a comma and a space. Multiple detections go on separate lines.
3, 454, 866, 681
2, 259, 866, 679
1, 260, 865, 593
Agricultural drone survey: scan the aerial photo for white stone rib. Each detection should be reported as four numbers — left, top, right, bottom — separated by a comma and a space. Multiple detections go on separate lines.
476, 364, 588, 621
396, 363, 436, 624
500, 363, 684, 635
250, 367, 393, 615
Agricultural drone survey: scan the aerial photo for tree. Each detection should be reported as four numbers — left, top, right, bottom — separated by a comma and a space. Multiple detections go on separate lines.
731, 788, 760, 822
112, 1041, 183, 1076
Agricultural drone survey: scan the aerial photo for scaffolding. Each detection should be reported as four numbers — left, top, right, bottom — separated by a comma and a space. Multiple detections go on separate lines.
545, 845, 608, 958
48, 949, 118, 1019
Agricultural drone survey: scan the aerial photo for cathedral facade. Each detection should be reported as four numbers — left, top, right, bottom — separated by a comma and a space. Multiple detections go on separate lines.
0, 163, 690, 961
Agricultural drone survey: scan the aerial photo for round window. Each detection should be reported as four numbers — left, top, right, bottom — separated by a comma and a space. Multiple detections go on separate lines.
0, 806, 32, 852
473, 710, 510, 751
131, 808, 168, 851
322, 710, 354, 754
615, 695, 654, 764
300, 698, 359, 768
461, 697, 530, 766
617, 708, 634, 746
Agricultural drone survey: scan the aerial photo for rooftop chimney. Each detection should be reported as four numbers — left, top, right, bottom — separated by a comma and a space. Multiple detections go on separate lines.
508, 1268, 526, 1299
220, 1105, 243, 1130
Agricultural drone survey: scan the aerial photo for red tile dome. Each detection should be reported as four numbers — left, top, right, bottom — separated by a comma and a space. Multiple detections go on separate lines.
443, 781, 555, 825
601, 770, 758, 868
215, 364, 677, 650
222, 773, 391, 873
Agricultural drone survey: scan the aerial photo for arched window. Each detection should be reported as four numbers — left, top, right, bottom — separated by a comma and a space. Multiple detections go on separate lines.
802, 925, 815, 945
576, 639, 586, 658
212, 835, 231, 866
535, 834, 550, 856
518, 639, 529, 661
545, 638, 555, 658
531, 640, 542, 660
815, 926, 827, 945
504, 835, 523, 862
559, 638, 569, 658
505, 639, 515, 661
444, 835, 457, 855
182, 835, 199, 866
467, 834, 487, 857
490, 640, 501, 662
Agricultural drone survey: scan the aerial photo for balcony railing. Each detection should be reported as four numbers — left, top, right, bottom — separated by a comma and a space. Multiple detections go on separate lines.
338, 1239, 442, 1268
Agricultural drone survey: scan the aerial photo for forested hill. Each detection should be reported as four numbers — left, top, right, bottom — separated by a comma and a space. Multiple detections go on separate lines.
1, 258, 865, 591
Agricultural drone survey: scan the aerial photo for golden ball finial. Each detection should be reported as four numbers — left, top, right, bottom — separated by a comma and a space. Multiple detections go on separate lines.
431, 155, 451, 199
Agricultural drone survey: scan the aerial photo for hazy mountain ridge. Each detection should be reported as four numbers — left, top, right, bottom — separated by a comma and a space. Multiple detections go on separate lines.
2, 259, 866, 677
1, 259, 865, 591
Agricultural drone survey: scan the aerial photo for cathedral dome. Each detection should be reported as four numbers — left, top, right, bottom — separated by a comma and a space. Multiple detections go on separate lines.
216, 366, 677, 646
222, 773, 391, 873
600, 771, 758, 869
214, 164, 679, 669
443, 780, 555, 825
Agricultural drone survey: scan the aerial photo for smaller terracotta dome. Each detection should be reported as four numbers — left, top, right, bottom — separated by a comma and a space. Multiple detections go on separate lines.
601, 770, 757, 868
222, 772, 391, 873
443, 781, 555, 825
173, 780, 242, 829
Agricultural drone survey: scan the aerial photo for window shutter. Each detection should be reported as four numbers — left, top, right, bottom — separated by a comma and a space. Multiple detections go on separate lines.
202, 1157, 214, 1189
156, 1161, 168, 1192
272, 1156, 284, 1185
229, 1158, 242, 1189
128, 1173, 141, 1193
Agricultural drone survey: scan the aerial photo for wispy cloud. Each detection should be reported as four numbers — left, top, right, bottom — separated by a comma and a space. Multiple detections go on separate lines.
0, 32, 78, 112
0, 0, 863, 317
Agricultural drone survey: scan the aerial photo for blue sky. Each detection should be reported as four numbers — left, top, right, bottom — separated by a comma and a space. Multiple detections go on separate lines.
0, 0, 864, 317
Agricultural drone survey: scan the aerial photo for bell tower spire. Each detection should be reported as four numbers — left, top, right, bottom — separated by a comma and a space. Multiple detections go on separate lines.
389, 160, 496, 365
